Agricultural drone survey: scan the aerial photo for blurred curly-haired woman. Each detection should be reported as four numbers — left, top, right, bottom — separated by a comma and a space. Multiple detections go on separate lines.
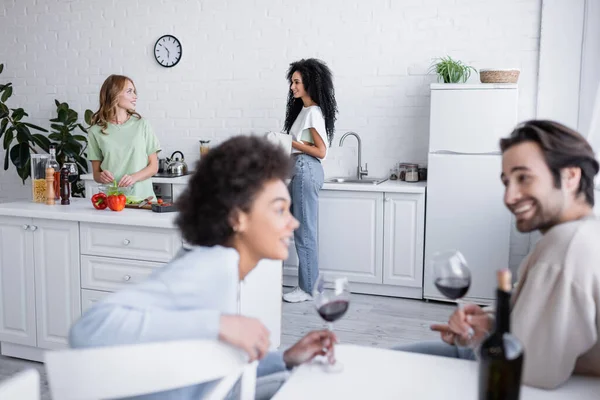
70, 136, 338, 399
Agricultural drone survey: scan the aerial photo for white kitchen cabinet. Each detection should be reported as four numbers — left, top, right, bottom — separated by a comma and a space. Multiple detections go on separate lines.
33, 219, 81, 350
284, 190, 384, 284
283, 189, 426, 298
383, 193, 425, 289
80, 255, 164, 292
80, 223, 180, 263
0, 216, 36, 346
81, 289, 110, 313
0, 216, 80, 351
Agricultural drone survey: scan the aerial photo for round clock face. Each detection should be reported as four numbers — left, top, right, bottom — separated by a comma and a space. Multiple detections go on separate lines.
154, 35, 182, 68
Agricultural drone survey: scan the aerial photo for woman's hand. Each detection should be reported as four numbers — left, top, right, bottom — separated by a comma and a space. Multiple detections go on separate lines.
118, 174, 138, 187
99, 170, 115, 184
219, 315, 271, 362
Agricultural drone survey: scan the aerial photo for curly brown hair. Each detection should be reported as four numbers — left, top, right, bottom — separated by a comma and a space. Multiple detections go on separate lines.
500, 120, 599, 206
284, 58, 338, 145
175, 135, 294, 246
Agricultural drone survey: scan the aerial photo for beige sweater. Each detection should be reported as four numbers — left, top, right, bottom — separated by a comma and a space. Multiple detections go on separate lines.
509, 216, 600, 389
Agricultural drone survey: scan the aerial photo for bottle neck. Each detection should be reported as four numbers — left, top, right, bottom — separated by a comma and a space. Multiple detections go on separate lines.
494, 289, 511, 334
49, 149, 56, 159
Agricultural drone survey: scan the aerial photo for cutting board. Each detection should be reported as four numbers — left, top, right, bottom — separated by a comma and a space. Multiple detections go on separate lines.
124, 203, 152, 210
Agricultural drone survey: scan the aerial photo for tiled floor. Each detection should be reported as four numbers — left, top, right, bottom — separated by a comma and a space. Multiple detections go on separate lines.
0, 293, 454, 399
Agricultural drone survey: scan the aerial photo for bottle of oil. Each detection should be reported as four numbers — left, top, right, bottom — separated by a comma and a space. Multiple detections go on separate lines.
46, 145, 61, 201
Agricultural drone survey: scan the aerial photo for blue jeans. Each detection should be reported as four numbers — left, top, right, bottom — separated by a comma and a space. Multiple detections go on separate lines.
393, 341, 476, 361
289, 154, 324, 294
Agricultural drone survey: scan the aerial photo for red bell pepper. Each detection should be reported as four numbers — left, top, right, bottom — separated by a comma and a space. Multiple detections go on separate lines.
91, 193, 108, 210
107, 193, 127, 212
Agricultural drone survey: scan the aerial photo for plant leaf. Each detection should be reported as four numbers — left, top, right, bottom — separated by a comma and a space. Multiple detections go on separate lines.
3, 147, 9, 170
3, 127, 14, 149
16, 124, 33, 142
55, 99, 60, 107
32, 133, 51, 152
23, 122, 48, 132
58, 108, 67, 123
0, 104, 8, 119
84, 109, 93, 125
48, 133, 62, 141
18, 158, 31, 183
1, 86, 12, 102
67, 109, 78, 124
72, 134, 87, 142
11, 108, 25, 122
0, 64, 4, 74
50, 123, 64, 131
10, 142, 29, 170
0, 119, 8, 139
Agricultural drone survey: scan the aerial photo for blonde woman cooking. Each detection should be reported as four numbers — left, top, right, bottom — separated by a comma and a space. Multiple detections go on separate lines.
88, 74, 160, 200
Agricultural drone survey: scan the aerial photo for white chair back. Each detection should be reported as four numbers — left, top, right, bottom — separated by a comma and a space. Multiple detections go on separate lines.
44, 340, 257, 400
0, 369, 40, 400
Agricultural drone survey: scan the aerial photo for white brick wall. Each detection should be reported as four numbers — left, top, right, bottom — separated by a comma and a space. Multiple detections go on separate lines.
0, 0, 541, 267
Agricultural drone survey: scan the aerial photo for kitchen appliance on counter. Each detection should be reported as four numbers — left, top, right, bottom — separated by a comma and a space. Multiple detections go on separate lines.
423, 83, 518, 304
154, 151, 190, 177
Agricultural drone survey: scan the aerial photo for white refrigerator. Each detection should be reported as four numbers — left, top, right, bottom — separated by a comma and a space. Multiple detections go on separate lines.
423, 84, 518, 304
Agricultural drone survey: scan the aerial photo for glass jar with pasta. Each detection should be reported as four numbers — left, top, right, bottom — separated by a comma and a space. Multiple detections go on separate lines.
31, 154, 50, 203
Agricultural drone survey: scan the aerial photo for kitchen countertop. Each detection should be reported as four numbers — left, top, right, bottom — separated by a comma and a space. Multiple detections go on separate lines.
80, 173, 190, 185
80, 174, 426, 193
323, 179, 426, 193
0, 199, 178, 229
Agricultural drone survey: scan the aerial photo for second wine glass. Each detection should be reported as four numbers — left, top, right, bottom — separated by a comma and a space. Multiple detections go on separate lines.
431, 250, 476, 347
313, 273, 350, 373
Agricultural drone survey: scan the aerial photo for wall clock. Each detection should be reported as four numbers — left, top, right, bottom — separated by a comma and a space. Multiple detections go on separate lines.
154, 35, 182, 68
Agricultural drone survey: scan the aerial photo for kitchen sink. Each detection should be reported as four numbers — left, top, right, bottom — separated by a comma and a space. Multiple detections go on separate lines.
325, 177, 387, 185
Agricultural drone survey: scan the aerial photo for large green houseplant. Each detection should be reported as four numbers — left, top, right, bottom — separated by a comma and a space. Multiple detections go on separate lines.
0, 63, 93, 197
428, 56, 477, 83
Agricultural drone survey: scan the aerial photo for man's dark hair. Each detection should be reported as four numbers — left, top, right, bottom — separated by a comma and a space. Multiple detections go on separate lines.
499, 120, 599, 206
175, 135, 293, 246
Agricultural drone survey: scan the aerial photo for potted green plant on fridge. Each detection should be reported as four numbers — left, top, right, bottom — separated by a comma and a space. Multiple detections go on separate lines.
428, 56, 477, 83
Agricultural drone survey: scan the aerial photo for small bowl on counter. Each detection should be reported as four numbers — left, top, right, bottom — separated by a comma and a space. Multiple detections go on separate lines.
96, 184, 133, 196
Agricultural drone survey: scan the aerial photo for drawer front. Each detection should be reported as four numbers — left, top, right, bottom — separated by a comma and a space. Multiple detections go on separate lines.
81, 255, 165, 292
80, 223, 181, 262
81, 289, 111, 313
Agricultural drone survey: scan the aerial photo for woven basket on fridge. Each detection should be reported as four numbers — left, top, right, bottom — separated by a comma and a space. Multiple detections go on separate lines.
479, 69, 520, 83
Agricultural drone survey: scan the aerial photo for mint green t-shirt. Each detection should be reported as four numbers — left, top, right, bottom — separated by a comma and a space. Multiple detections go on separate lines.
87, 116, 161, 201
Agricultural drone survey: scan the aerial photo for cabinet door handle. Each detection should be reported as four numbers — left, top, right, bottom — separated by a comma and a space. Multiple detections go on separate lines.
123, 239, 131, 246
29, 225, 37, 231
123, 275, 131, 282
22, 224, 29, 230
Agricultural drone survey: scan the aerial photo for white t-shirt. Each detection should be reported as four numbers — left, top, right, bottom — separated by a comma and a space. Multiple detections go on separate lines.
289, 105, 329, 160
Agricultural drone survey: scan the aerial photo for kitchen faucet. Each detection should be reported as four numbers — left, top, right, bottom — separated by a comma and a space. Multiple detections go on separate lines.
339, 131, 368, 179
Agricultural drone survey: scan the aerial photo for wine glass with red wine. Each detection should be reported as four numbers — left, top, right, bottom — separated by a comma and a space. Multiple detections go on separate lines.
313, 273, 350, 373
431, 250, 476, 347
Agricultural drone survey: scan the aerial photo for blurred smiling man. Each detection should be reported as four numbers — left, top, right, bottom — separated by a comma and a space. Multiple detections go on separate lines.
397, 120, 600, 389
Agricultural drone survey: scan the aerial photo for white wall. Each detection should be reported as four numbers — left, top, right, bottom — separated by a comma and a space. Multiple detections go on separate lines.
0, 0, 541, 268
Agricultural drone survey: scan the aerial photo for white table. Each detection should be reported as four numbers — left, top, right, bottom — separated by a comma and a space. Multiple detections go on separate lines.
273, 344, 600, 399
